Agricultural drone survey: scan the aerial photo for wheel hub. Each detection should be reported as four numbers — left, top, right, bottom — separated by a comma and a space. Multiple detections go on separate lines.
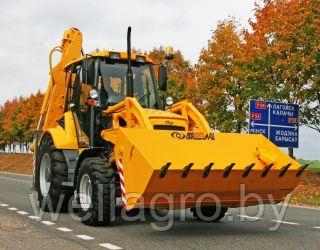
79, 174, 92, 211
39, 153, 51, 196
45, 166, 51, 182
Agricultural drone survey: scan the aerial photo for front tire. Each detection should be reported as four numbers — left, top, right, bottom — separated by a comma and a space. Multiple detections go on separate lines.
35, 134, 73, 212
77, 157, 115, 226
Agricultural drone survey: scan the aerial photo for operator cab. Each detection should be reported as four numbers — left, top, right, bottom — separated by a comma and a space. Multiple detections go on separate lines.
65, 50, 169, 148
66, 51, 168, 109
99, 59, 159, 109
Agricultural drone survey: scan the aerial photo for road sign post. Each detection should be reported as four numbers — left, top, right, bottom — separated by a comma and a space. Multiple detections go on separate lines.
249, 100, 299, 150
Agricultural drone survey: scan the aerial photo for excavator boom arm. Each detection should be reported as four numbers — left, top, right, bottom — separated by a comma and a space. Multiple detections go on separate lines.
40, 28, 82, 131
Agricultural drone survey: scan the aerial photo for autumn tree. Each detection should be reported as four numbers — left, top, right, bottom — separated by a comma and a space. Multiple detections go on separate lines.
0, 91, 43, 153
245, 0, 320, 132
23, 91, 43, 145
195, 19, 249, 133
148, 47, 194, 102
0, 110, 8, 152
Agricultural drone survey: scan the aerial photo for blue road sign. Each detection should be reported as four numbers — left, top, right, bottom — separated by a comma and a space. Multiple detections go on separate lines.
249, 100, 299, 148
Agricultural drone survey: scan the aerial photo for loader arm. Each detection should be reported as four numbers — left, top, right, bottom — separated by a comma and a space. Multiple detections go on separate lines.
102, 97, 212, 132
167, 100, 212, 133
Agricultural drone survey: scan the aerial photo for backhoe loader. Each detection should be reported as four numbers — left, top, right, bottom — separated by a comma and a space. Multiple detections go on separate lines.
31, 27, 308, 226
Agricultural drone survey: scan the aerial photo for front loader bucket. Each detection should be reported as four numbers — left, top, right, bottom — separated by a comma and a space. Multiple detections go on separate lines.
104, 128, 306, 210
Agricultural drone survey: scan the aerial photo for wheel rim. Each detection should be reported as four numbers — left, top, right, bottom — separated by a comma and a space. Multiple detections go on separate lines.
40, 153, 51, 196
79, 174, 92, 211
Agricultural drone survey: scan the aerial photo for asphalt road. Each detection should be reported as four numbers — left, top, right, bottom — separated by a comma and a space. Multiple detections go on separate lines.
0, 171, 320, 249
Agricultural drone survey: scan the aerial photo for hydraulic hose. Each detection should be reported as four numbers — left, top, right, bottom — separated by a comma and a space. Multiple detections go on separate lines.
40, 46, 62, 117
49, 45, 62, 84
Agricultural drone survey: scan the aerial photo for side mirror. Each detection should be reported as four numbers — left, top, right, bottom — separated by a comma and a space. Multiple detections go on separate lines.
82, 58, 95, 85
158, 65, 168, 91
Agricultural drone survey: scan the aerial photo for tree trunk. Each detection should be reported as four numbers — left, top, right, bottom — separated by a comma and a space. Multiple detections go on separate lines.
236, 122, 241, 133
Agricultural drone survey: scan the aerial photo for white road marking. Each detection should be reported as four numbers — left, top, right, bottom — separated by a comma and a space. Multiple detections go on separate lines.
17, 211, 29, 215
0, 176, 32, 184
8, 207, 18, 211
28, 215, 40, 220
76, 235, 94, 240
314, 226, 320, 229
99, 243, 123, 249
57, 227, 73, 232
271, 220, 300, 225
41, 221, 55, 225
238, 215, 262, 220
0, 204, 8, 207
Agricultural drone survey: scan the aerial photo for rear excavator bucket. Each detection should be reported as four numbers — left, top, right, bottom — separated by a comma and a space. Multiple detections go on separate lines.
102, 128, 307, 211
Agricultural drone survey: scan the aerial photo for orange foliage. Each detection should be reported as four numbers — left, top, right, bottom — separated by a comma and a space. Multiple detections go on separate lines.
245, 0, 320, 132
148, 47, 195, 101
195, 19, 249, 132
0, 91, 44, 152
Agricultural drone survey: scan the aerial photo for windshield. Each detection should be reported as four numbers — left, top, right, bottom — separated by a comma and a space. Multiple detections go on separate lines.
99, 61, 158, 109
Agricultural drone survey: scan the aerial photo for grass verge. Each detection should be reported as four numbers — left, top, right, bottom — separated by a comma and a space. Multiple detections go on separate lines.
297, 159, 320, 170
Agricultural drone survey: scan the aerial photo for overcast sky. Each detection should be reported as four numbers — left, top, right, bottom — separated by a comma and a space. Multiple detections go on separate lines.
0, 0, 319, 159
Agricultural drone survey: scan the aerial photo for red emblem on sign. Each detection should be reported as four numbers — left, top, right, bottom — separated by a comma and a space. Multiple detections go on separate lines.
255, 101, 267, 109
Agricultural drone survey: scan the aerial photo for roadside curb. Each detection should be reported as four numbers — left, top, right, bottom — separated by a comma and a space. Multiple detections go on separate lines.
0, 171, 32, 177
277, 203, 320, 211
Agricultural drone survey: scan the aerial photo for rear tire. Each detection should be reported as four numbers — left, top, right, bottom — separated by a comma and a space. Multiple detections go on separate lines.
190, 205, 228, 222
35, 134, 73, 212
77, 157, 115, 226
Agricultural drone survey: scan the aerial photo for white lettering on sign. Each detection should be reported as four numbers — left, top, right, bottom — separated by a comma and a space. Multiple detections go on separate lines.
275, 130, 298, 137
274, 129, 298, 143
272, 104, 296, 111
275, 135, 298, 142
250, 128, 266, 134
272, 110, 294, 117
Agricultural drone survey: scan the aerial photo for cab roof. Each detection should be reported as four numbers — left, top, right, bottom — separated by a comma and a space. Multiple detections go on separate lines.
64, 50, 154, 69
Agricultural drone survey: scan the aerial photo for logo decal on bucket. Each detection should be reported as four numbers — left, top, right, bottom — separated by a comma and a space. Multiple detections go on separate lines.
171, 131, 215, 140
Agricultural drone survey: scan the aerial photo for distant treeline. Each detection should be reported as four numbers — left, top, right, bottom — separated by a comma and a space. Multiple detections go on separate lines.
0, 91, 43, 153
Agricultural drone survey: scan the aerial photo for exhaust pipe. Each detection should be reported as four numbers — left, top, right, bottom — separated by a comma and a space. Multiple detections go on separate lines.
126, 26, 134, 97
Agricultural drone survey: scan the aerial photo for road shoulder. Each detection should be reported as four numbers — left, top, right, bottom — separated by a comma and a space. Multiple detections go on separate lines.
0, 209, 86, 250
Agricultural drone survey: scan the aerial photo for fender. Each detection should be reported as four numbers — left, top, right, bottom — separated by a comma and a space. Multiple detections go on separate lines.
42, 111, 78, 149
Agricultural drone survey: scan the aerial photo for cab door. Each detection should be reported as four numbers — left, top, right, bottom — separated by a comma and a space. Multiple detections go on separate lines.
70, 65, 91, 148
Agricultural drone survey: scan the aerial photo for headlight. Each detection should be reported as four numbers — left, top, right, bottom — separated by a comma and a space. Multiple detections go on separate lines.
109, 52, 120, 60
89, 89, 99, 99
165, 46, 174, 60
166, 96, 174, 106
136, 55, 146, 63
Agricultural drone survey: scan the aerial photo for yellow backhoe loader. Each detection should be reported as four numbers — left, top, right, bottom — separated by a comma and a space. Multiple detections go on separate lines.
31, 27, 308, 226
